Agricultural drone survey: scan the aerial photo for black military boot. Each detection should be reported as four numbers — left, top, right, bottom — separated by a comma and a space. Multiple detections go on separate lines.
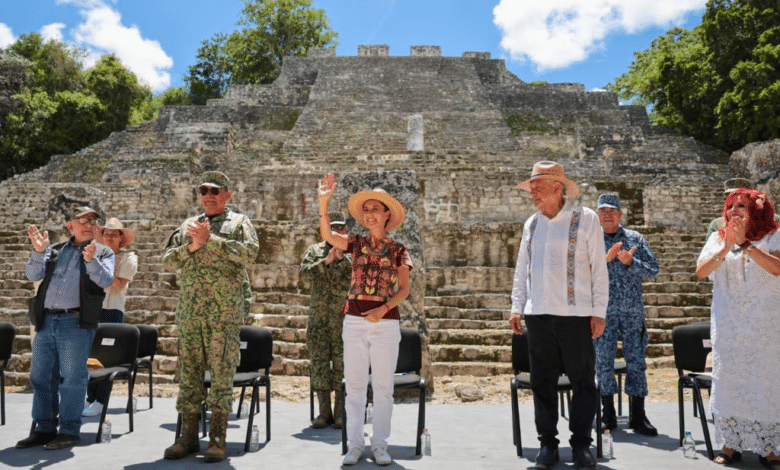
629, 395, 658, 436
601, 394, 618, 432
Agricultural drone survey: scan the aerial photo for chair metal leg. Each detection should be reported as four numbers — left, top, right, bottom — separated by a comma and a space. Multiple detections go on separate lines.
415, 380, 425, 456
510, 379, 522, 457
1, 370, 5, 425
310, 371, 315, 421
265, 379, 271, 442
596, 383, 602, 459
341, 380, 348, 455
692, 380, 713, 460
96, 384, 112, 443
244, 384, 259, 452
678, 380, 685, 447
617, 372, 624, 416
148, 366, 154, 409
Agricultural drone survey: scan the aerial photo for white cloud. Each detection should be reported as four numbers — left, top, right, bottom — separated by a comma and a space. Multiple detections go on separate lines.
41, 23, 67, 42
0, 23, 15, 48
493, 0, 706, 71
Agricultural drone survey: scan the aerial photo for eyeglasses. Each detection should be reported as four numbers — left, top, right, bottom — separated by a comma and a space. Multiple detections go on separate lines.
199, 187, 222, 196
74, 217, 98, 226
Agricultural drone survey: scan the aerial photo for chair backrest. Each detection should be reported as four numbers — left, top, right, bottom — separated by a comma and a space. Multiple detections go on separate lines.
0, 322, 16, 366
395, 327, 422, 374
237, 326, 273, 373
135, 324, 158, 359
672, 322, 711, 374
90, 324, 140, 369
511, 333, 531, 374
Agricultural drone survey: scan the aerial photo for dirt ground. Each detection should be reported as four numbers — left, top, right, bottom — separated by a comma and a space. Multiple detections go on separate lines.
8, 367, 683, 405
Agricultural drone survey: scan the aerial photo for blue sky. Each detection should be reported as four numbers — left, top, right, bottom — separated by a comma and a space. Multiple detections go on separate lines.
0, 0, 706, 94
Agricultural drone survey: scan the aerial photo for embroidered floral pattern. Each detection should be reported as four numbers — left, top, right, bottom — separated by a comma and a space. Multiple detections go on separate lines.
567, 210, 581, 305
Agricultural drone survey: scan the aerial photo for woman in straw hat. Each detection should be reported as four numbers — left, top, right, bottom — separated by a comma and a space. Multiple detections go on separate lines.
318, 173, 412, 466
82, 218, 138, 417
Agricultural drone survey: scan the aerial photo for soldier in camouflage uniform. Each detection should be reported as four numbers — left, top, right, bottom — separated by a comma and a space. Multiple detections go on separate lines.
594, 194, 660, 436
162, 171, 259, 462
300, 214, 352, 429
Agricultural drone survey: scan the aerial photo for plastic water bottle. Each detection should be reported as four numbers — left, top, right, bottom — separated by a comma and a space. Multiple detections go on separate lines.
422, 428, 432, 456
249, 425, 260, 451
601, 430, 613, 459
101, 418, 112, 443
240, 402, 249, 418
365, 403, 373, 424
682, 430, 697, 459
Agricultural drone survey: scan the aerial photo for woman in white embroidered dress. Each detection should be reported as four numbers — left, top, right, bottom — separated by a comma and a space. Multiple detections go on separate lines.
696, 188, 780, 469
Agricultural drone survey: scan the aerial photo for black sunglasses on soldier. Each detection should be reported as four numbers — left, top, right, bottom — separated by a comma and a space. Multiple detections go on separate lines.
199, 187, 221, 196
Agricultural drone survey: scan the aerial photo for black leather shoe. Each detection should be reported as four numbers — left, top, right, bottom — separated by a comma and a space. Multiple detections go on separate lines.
44, 433, 80, 450
533, 445, 559, 469
16, 431, 58, 449
572, 446, 597, 470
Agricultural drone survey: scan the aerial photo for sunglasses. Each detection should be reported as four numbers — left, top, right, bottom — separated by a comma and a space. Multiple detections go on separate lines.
199, 187, 222, 196
74, 217, 98, 226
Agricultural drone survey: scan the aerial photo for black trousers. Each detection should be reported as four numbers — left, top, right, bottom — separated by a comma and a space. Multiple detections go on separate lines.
525, 314, 597, 448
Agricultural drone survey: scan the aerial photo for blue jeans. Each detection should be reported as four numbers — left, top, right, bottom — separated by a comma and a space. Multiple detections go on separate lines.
86, 309, 124, 404
30, 312, 95, 435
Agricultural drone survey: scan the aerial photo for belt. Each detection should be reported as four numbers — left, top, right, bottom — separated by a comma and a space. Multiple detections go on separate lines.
45, 308, 80, 314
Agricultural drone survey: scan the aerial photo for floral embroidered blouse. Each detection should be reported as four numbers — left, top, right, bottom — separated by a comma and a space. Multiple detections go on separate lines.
343, 234, 413, 320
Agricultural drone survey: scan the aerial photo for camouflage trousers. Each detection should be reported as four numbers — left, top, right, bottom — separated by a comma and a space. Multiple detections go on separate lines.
176, 315, 240, 414
593, 311, 649, 397
307, 310, 344, 391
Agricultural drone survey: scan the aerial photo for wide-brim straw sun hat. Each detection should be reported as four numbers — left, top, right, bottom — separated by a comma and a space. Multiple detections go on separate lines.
95, 217, 135, 248
517, 160, 580, 197
347, 188, 406, 232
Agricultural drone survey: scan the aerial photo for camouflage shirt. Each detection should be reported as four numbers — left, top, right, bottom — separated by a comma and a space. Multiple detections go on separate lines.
300, 241, 352, 311
603, 225, 659, 316
161, 209, 259, 321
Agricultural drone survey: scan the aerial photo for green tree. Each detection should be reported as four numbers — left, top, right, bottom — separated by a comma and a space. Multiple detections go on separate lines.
6, 33, 85, 95
185, 0, 338, 104
130, 85, 192, 124
84, 54, 151, 131
606, 0, 780, 152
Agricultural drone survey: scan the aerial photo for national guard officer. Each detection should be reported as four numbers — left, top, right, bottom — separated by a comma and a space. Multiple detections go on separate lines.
300, 213, 352, 429
594, 193, 660, 436
162, 171, 259, 462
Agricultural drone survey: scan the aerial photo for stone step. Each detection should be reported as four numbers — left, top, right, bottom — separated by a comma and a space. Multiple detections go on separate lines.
428, 318, 507, 330
430, 361, 513, 377
425, 293, 510, 308
643, 282, 711, 294
645, 305, 711, 319
429, 344, 511, 363
424, 306, 507, 321
429, 329, 510, 346
643, 293, 711, 307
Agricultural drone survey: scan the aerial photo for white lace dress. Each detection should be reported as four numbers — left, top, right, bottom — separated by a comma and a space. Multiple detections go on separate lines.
698, 230, 780, 455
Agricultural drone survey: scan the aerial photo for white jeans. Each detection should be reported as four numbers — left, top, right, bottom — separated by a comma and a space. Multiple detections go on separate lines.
342, 315, 401, 451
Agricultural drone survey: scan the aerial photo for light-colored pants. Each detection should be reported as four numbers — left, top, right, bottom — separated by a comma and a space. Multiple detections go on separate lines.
342, 315, 401, 452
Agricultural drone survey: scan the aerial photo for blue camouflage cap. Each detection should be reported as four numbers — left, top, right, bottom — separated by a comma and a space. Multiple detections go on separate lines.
597, 194, 621, 210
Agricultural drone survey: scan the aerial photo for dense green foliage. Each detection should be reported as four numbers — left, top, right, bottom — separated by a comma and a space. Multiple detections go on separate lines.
0, 33, 151, 181
185, 0, 338, 104
607, 0, 780, 152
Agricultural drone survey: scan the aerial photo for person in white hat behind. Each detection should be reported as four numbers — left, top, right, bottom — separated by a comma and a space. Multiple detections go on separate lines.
82, 218, 138, 417
317, 174, 412, 467
509, 161, 608, 470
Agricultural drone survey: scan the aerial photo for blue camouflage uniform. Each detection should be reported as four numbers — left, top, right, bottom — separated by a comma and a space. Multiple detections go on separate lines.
594, 225, 659, 396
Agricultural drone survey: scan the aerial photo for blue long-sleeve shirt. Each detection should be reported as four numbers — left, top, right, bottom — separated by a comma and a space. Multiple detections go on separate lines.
26, 238, 115, 310
603, 226, 659, 316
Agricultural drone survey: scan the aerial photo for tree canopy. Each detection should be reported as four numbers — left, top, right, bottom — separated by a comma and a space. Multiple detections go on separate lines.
0, 33, 151, 181
185, 0, 338, 104
606, 0, 780, 152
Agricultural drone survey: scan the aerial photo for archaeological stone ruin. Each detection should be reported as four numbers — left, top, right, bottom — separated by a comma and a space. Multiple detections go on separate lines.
2, 45, 778, 393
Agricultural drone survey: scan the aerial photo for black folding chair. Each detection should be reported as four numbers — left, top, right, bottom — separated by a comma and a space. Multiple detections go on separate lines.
509, 333, 602, 457
341, 327, 426, 455
672, 322, 713, 460
178, 326, 273, 452
130, 325, 158, 411
88, 323, 140, 443
0, 322, 16, 425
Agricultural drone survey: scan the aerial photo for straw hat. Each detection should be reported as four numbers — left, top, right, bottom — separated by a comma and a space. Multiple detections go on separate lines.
95, 218, 135, 248
347, 188, 406, 232
517, 161, 580, 197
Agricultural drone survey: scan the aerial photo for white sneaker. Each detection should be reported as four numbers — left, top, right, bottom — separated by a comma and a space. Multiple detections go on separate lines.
82, 401, 103, 417
342, 447, 363, 466
372, 448, 392, 466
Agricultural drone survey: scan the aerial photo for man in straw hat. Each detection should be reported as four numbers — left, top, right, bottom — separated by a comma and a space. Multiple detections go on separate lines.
17, 206, 115, 450
162, 171, 259, 462
509, 161, 608, 470
82, 218, 138, 417
300, 213, 352, 429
